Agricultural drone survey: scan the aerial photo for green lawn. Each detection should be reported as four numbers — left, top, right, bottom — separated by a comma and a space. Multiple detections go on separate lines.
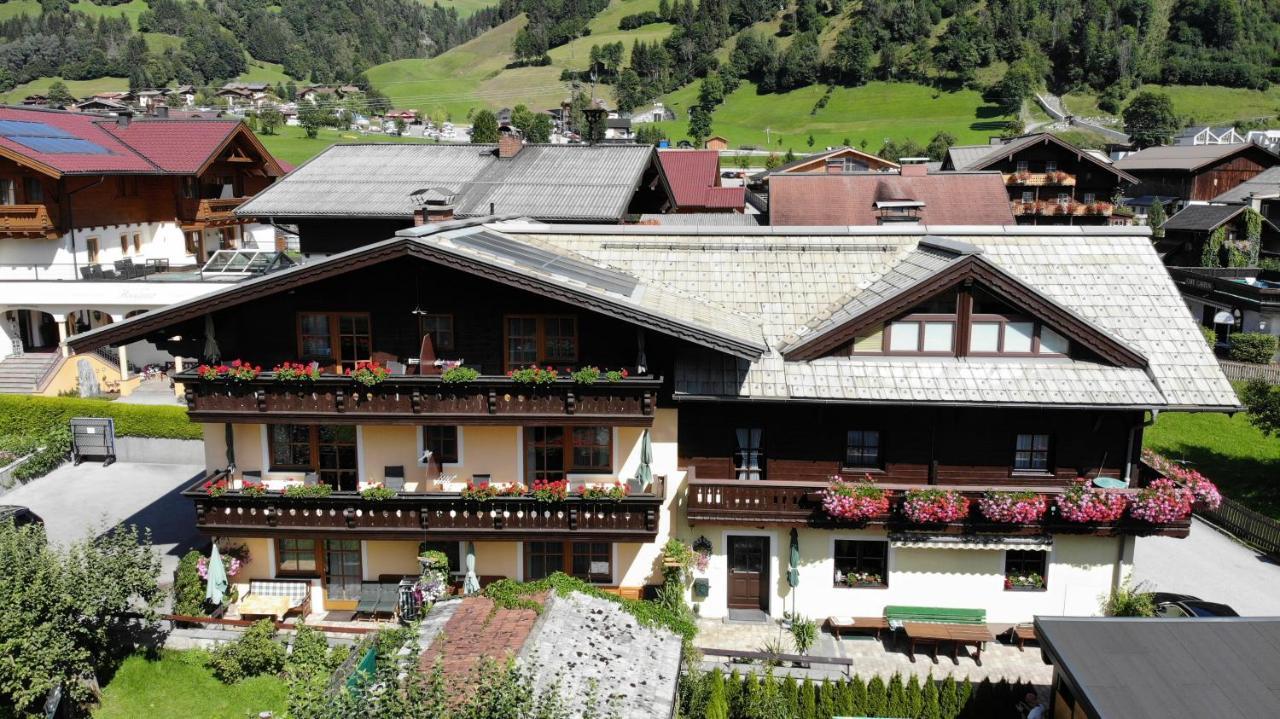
429, 0, 496, 17
94, 650, 287, 719
238, 58, 292, 86
0, 0, 42, 20
258, 124, 436, 166
1063, 84, 1280, 125
1144, 400, 1280, 519
70, 0, 149, 28
2, 75, 128, 104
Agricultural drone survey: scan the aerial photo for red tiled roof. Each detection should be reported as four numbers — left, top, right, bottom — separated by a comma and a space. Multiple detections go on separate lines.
0, 106, 275, 176
658, 149, 745, 211
768, 171, 1015, 225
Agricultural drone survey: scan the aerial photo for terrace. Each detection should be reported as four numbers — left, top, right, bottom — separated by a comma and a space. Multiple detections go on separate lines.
183, 470, 665, 542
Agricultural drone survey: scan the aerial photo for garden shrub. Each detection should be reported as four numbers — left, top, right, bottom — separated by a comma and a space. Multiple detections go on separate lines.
1228, 332, 1278, 364
172, 550, 207, 617
0, 395, 200, 440
208, 619, 286, 683
286, 624, 336, 678
1199, 325, 1218, 346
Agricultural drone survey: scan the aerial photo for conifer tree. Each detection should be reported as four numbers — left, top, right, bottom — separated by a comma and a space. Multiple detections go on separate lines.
865, 676, 887, 716
848, 674, 867, 716
886, 673, 907, 718
922, 677, 942, 719
800, 677, 817, 718
782, 675, 800, 718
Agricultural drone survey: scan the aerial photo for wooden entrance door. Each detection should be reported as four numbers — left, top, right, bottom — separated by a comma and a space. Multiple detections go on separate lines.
727, 535, 768, 611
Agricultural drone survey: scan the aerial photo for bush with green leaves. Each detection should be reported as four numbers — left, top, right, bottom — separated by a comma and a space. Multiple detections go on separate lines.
1228, 332, 1278, 364
208, 619, 287, 683
172, 549, 207, 616
1101, 576, 1156, 617
787, 613, 818, 655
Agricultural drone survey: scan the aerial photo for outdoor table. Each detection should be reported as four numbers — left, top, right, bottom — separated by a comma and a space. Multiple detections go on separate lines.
902, 623, 994, 664
1009, 624, 1037, 651
236, 594, 292, 621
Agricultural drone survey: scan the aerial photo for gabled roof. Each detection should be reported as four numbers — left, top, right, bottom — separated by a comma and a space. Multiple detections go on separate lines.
752, 146, 899, 180
235, 142, 663, 222
781, 236, 1147, 367
1213, 166, 1280, 203
948, 133, 1138, 183
1114, 143, 1280, 172
67, 220, 767, 360
767, 171, 1016, 226
1162, 204, 1249, 232
0, 106, 282, 177
656, 149, 745, 211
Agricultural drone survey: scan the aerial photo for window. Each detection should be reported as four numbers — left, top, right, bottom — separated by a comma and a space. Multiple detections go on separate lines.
833, 540, 887, 588
0, 179, 16, 205
268, 424, 358, 491
298, 312, 371, 372
276, 538, 318, 574
422, 426, 459, 464
1056, 193, 1070, 206
523, 426, 612, 482
269, 424, 312, 469
844, 430, 881, 468
22, 177, 41, 202
1004, 550, 1047, 591
525, 541, 612, 583
1082, 192, 1096, 204
1021, 191, 1034, 204
133, 233, 141, 253
504, 315, 577, 369
120, 235, 129, 254
419, 541, 462, 573
181, 176, 198, 199
324, 539, 363, 600
419, 314, 454, 352
1044, 160, 1057, 173
1013, 434, 1051, 472
734, 428, 763, 480
185, 231, 199, 256
969, 289, 1071, 356
86, 237, 99, 263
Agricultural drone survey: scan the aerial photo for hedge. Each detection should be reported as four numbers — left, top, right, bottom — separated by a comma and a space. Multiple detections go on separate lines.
0, 395, 201, 440
1228, 332, 1279, 365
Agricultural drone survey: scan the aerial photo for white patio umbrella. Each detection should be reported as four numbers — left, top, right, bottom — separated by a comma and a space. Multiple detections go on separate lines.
463, 542, 480, 595
205, 543, 228, 606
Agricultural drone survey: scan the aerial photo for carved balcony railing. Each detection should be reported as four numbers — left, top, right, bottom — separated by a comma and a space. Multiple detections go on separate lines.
181, 197, 247, 226
0, 204, 59, 238
176, 372, 662, 425
1004, 171, 1076, 187
185, 471, 665, 541
685, 476, 1191, 538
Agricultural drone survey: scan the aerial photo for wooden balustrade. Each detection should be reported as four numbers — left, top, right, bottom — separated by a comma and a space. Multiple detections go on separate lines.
177, 373, 661, 425
185, 473, 664, 541
0, 204, 58, 238
181, 197, 247, 226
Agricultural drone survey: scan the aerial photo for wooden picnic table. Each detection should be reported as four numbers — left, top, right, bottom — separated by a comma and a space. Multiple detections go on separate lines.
902, 622, 995, 664
236, 594, 292, 621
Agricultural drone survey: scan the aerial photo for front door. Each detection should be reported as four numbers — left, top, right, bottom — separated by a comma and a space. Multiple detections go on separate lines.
727, 535, 768, 611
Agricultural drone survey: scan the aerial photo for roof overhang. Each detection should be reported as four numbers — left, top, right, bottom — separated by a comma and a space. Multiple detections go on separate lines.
970, 133, 1140, 184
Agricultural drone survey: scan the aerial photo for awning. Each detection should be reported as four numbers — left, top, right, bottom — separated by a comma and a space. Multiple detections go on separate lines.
889, 533, 1053, 552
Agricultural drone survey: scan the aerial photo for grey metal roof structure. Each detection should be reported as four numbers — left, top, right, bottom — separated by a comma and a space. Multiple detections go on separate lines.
235, 142, 659, 222
1035, 617, 1280, 719
499, 222, 1239, 410
1162, 204, 1248, 232
1114, 143, 1276, 172
1213, 165, 1280, 203
943, 144, 999, 170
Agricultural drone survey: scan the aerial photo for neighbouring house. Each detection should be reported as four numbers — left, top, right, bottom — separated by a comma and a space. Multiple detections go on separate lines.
1168, 266, 1280, 351
766, 164, 1015, 225
297, 86, 338, 105
940, 133, 1137, 225
1247, 129, 1280, 154
234, 138, 673, 254
173, 85, 197, 108
656, 149, 745, 213
1035, 617, 1280, 719
20, 95, 50, 107
629, 102, 675, 124
703, 135, 728, 151
753, 146, 899, 183
72, 98, 130, 114
1211, 165, 1280, 233
384, 109, 418, 123
1157, 203, 1280, 265
1174, 125, 1246, 146
66, 220, 1234, 622
0, 105, 287, 391
604, 117, 633, 141
1114, 143, 1280, 202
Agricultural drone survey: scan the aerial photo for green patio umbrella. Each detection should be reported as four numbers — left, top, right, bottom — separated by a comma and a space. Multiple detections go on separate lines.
205, 542, 229, 607
632, 429, 653, 493
463, 542, 480, 595
787, 528, 800, 588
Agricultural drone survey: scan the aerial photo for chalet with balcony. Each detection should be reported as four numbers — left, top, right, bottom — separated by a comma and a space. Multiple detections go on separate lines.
1114, 143, 1280, 203
68, 220, 1235, 621
0, 105, 285, 386
941, 134, 1137, 225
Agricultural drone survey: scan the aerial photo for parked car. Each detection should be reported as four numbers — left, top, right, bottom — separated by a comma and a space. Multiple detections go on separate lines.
0, 505, 42, 527
1150, 592, 1239, 617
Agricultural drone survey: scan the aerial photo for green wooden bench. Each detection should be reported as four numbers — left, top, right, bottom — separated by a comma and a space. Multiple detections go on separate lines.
884, 605, 986, 626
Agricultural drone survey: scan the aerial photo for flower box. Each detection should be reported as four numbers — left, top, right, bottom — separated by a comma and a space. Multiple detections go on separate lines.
821, 475, 890, 522
1129, 478, 1193, 523
901, 488, 970, 524
1056, 480, 1127, 523
977, 491, 1047, 524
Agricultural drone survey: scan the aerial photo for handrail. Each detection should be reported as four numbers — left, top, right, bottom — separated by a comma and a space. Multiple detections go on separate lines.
182, 470, 667, 499
686, 476, 1140, 495
176, 370, 663, 388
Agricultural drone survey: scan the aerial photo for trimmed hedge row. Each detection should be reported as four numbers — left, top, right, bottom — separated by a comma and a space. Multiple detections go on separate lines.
1228, 332, 1279, 365
0, 395, 200, 440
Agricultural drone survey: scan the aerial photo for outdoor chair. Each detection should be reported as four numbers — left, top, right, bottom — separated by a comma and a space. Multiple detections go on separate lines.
383, 466, 405, 491
242, 579, 311, 619
353, 582, 383, 617
79, 267, 95, 280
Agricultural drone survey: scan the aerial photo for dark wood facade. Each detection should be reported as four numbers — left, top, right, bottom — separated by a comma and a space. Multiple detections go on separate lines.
1126, 145, 1278, 202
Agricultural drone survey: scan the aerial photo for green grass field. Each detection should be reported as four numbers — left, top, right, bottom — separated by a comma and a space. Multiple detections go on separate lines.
430, 0, 495, 17
3, 75, 128, 104
94, 650, 287, 719
238, 59, 292, 86
0, 0, 42, 20
258, 124, 435, 166
70, 0, 149, 28
1064, 84, 1280, 125
1144, 399, 1280, 519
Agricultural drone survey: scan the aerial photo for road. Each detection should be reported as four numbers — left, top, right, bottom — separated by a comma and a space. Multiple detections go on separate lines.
1133, 517, 1280, 615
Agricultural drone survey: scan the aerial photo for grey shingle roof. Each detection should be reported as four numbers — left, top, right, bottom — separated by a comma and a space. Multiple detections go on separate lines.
947, 134, 1137, 182
944, 144, 998, 170
235, 142, 657, 222
1114, 143, 1273, 172
1212, 165, 1280, 203
500, 223, 1239, 410
1162, 204, 1246, 231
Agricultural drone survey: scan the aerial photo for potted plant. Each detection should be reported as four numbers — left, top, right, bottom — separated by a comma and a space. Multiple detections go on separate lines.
1141, 450, 1222, 510
578, 482, 628, 501
1128, 478, 1194, 524
273, 361, 321, 383
1004, 572, 1045, 591
361, 483, 397, 501
441, 366, 480, 384
604, 368, 629, 382
346, 362, 390, 387
203, 477, 230, 496
1056, 479, 1128, 523
508, 365, 559, 386
240, 480, 268, 497
418, 548, 451, 574
821, 474, 890, 521
498, 483, 528, 498
570, 366, 602, 384
529, 479, 568, 502
901, 488, 970, 524
460, 482, 499, 502
977, 490, 1048, 524
834, 570, 884, 588
282, 483, 333, 498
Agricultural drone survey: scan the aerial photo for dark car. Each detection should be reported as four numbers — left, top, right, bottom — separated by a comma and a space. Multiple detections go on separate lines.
0, 505, 43, 527
1150, 592, 1239, 618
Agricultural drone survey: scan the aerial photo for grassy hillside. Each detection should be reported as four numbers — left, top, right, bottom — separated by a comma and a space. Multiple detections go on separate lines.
1064, 84, 1280, 125
3, 75, 128, 103
69, 0, 148, 27
257, 125, 434, 166
430, 0, 495, 17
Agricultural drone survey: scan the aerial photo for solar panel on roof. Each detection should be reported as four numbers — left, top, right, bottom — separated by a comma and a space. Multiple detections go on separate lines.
451, 231, 639, 296
0, 119, 111, 154
0, 120, 76, 138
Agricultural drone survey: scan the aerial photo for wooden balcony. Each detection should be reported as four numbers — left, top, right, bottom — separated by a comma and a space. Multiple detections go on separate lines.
184, 472, 664, 541
177, 373, 662, 425
685, 476, 1191, 537
180, 197, 247, 227
0, 204, 59, 239
1004, 171, 1076, 187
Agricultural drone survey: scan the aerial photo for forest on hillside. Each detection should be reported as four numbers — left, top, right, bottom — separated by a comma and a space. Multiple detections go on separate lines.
0, 0, 507, 93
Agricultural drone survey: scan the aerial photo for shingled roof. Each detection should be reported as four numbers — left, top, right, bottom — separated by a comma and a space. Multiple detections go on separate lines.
945, 133, 1137, 183
767, 171, 1016, 226
235, 142, 662, 222
1115, 143, 1280, 172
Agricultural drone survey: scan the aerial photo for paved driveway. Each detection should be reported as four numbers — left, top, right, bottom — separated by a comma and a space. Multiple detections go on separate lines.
3, 461, 204, 585
1133, 517, 1280, 616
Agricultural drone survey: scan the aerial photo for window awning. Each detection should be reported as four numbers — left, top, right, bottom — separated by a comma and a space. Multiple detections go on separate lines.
889, 533, 1053, 552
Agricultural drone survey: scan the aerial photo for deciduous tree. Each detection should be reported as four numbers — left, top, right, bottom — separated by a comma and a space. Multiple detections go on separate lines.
1124, 91, 1179, 147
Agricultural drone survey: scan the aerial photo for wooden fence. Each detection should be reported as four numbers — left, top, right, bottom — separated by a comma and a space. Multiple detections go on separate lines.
1198, 497, 1280, 560
1218, 360, 1280, 385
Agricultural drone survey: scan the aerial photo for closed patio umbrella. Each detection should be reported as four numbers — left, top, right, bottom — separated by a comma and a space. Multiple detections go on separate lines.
632, 429, 653, 493
202, 315, 220, 364
787, 528, 800, 617
463, 542, 480, 595
205, 542, 229, 607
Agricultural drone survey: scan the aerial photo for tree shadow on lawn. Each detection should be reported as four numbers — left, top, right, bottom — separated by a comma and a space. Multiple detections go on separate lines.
1154, 441, 1280, 518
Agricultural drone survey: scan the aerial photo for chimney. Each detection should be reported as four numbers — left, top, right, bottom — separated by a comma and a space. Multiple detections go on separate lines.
154, 105, 169, 119
116, 110, 133, 128
410, 188, 456, 224
497, 127, 524, 158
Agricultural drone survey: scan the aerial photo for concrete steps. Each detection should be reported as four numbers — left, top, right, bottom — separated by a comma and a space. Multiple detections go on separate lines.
0, 352, 59, 394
